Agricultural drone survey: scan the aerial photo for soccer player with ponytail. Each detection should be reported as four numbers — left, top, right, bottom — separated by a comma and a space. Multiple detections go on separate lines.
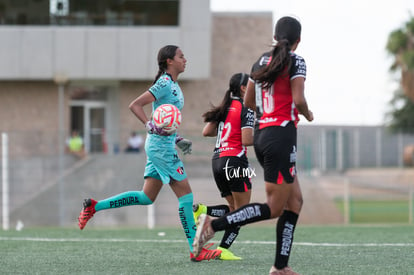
193, 72, 254, 260
77, 45, 221, 262
193, 17, 314, 274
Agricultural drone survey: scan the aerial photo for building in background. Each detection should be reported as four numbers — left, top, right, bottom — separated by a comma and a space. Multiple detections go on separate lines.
0, 0, 213, 155
0, 1, 276, 227
2, 2, 414, 228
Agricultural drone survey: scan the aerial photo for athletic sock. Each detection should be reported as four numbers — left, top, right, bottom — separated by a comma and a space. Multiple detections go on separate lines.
206, 204, 230, 217
95, 191, 152, 211
219, 226, 240, 249
178, 193, 197, 251
211, 203, 271, 231
275, 210, 299, 269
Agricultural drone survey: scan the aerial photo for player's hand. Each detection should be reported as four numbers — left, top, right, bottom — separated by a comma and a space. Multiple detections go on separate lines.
145, 121, 170, 136
306, 110, 314, 122
175, 135, 192, 155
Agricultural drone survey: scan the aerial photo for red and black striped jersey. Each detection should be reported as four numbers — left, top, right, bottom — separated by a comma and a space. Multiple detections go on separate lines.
213, 98, 254, 158
250, 51, 306, 129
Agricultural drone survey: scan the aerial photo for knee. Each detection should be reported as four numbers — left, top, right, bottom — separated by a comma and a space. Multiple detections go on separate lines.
268, 204, 284, 219
287, 193, 303, 213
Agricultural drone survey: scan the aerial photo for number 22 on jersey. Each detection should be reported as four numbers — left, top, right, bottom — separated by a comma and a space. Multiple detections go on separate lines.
216, 121, 231, 148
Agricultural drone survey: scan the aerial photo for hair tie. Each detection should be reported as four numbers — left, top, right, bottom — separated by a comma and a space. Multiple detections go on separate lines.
239, 73, 246, 87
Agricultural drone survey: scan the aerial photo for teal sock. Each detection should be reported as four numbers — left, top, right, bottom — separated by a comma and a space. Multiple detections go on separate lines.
178, 193, 196, 251
95, 191, 152, 211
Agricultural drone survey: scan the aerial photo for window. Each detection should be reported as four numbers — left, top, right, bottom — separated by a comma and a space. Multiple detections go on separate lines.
0, 0, 179, 26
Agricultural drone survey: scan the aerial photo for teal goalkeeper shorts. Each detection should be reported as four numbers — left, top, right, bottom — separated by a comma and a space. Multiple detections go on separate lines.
143, 134, 187, 184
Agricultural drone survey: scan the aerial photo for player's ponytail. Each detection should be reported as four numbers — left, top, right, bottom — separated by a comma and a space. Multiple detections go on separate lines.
153, 45, 179, 84
203, 73, 248, 122
252, 16, 301, 89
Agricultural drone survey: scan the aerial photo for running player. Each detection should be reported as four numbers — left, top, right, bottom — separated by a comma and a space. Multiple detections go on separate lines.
193, 73, 254, 260
77, 45, 221, 262
193, 17, 314, 274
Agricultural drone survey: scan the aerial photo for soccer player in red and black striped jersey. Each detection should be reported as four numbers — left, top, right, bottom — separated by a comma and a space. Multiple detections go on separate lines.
193, 73, 254, 260
193, 17, 314, 274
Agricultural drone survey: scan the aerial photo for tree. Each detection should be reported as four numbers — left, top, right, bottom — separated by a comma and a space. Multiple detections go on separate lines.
386, 89, 414, 133
386, 16, 414, 133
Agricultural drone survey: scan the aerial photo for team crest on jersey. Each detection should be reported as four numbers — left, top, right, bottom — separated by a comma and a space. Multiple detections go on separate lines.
176, 166, 184, 175
289, 166, 296, 177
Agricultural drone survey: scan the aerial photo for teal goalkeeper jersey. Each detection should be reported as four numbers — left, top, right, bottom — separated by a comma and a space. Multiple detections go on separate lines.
145, 73, 187, 183
146, 72, 184, 148
148, 72, 184, 113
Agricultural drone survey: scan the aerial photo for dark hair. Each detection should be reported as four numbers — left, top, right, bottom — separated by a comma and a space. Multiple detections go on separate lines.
202, 73, 249, 122
153, 45, 179, 84
252, 16, 301, 89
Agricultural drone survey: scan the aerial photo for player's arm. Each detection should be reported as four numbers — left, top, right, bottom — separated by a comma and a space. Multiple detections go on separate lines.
291, 77, 313, 122
241, 107, 254, 146
129, 91, 156, 124
202, 122, 217, 137
244, 79, 256, 111
241, 127, 253, 146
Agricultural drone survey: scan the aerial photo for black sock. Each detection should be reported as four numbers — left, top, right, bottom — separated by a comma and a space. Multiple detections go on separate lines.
211, 203, 271, 231
275, 210, 299, 269
219, 226, 240, 249
206, 204, 230, 217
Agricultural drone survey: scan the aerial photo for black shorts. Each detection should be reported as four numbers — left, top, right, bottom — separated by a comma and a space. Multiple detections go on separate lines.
212, 155, 252, 197
254, 122, 297, 184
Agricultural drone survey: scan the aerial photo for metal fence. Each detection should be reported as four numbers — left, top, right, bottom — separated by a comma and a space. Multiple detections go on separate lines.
297, 125, 414, 172
1, 125, 414, 229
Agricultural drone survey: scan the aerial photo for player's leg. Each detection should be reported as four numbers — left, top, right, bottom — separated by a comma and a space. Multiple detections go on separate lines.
78, 177, 161, 230
216, 190, 251, 260
193, 157, 232, 220
273, 176, 302, 272
170, 178, 222, 261
193, 203, 230, 222
269, 122, 301, 274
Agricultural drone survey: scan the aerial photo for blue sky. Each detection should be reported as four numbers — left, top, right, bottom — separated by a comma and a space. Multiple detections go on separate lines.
211, 0, 414, 125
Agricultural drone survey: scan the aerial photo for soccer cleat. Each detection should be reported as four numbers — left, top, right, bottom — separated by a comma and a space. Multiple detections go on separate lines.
192, 214, 216, 257
190, 247, 222, 262
217, 246, 242, 260
269, 266, 301, 275
192, 203, 207, 225
78, 198, 97, 230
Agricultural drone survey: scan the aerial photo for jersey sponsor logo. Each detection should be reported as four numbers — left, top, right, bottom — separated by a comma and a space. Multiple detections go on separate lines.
171, 82, 179, 96
226, 205, 262, 224
258, 117, 278, 123
178, 206, 191, 239
211, 209, 227, 216
214, 147, 235, 153
224, 232, 238, 246
245, 110, 255, 127
109, 196, 140, 208
280, 222, 294, 256
223, 159, 256, 180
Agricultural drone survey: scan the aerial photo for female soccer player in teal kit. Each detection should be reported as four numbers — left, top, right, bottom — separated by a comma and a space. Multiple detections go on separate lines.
78, 45, 221, 262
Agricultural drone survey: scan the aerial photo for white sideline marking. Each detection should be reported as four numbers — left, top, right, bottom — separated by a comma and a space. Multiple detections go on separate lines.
0, 237, 414, 247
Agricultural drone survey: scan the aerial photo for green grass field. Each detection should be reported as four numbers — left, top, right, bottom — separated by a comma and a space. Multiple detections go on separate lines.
1, 225, 413, 275
335, 199, 412, 223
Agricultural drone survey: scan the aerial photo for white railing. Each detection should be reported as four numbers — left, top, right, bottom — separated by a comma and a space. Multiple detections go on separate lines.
2, 132, 9, 230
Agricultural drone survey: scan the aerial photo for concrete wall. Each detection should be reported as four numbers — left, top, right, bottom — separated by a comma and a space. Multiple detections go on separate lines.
0, 12, 274, 156
0, 0, 211, 80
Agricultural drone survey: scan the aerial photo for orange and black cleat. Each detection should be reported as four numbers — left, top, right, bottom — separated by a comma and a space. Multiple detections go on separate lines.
78, 198, 97, 230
